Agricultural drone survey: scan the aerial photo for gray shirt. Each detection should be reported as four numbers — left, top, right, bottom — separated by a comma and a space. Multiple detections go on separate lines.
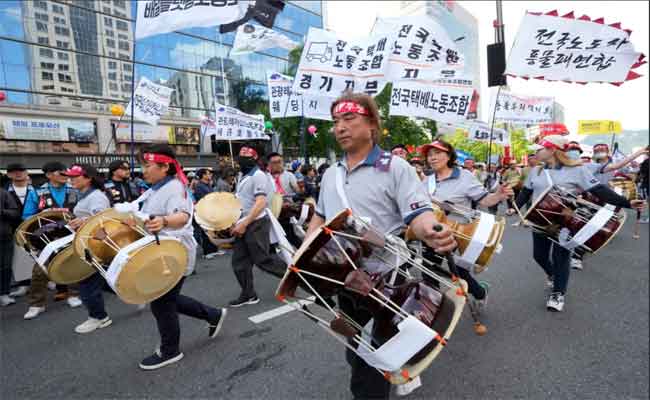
271, 170, 299, 197
316, 145, 432, 236
236, 167, 271, 218
140, 177, 195, 275
584, 161, 615, 185
524, 165, 600, 202
422, 167, 488, 210
73, 188, 111, 218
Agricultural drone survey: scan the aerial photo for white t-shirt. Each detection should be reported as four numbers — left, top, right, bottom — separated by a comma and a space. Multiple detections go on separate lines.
13, 186, 28, 205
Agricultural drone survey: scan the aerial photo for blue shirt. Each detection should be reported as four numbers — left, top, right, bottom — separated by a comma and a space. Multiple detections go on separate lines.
22, 183, 76, 220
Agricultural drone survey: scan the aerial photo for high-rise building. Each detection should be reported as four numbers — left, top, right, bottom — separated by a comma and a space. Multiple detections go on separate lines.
0, 0, 323, 170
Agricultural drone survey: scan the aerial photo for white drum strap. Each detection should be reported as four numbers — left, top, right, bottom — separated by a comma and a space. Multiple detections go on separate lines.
105, 236, 157, 289
267, 209, 293, 265
335, 165, 351, 210
543, 169, 553, 186
560, 206, 615, 250
459, 212, 495, 265
36, 234, 75, 268
290, 204, 311, 226
427, 174, 437, 197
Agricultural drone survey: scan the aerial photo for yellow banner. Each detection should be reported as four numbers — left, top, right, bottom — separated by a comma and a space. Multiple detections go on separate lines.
577, 120, 622, 135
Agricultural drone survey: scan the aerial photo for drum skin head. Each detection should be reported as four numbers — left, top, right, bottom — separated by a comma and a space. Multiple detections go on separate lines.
195, 192, 242, 231
114, 239, 187, 304
48, 245, 96, 284
15, 210, 73, 251
74, 209, 144, 265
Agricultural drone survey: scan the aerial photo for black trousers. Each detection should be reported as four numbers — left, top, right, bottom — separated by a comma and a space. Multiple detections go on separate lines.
532, 232, 571, 294
0, 239, 13, 296
231, 216, 286, 299
338, 292, 391, 400
150, 277, 221, 356
421, 246, 486, 300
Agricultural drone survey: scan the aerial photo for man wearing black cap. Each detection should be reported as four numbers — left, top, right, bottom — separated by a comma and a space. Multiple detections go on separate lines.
4, 163, 35, 297
105, 160, 140, 205
22, 161, 82, 320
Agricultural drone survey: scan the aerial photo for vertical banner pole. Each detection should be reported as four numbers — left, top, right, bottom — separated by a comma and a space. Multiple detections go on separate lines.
218, 32, 234, 168
129, 8, 138, 175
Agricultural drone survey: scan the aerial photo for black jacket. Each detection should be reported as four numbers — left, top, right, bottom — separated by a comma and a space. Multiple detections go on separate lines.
0, 188, 20, 240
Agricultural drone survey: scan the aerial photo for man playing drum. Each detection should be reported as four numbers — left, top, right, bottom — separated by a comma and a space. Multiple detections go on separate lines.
512, 135, 644, 312
136, 144, 227, 370
420, 139, 513, 311
306, 92, 456, 400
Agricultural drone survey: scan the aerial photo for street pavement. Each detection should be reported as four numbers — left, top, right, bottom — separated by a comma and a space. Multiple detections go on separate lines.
1, 212, 648, 400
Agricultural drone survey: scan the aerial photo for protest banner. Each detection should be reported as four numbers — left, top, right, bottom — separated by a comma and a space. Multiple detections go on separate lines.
389, 80, 473, 123
0, 116, 95, 142
232, 23, 297, 55
505, 10, 646, 84
464, 121, 510, 146
577, 120, 622, 134
136, 0, 249, 39
267, 72, 333, 121
210, 104, 268, 141
125, 77, 173, 126
492, 91, 554, 124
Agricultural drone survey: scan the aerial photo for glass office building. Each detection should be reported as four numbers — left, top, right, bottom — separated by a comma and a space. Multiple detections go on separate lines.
0, 0, 323, 168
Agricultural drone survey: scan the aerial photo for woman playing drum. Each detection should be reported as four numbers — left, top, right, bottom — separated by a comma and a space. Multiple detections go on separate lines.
511, 135, 644, 312
420, 139, 513, 311
63, 165, 112, 334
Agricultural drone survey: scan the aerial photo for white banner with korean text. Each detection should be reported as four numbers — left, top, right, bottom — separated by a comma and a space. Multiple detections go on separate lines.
267, 72, 333, 121
389, 81, 473, 123
136, 0, 250, 40
211, 104, 268, 141
125, 77, 173, 126
505, 11, 645, 83
292, 27, 391, 98
464, 121, 510, 146
232, 23, 298, 56
492, 91, 554, 125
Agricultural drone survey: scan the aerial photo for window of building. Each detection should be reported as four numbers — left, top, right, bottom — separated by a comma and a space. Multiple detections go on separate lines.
123, 63, 132, 72
42, 85, 55, 90
57, 52, 69, 61
35, 1, 48, 10
106, 29, 114, 37
55, 26, 70, 36
108, 51, 116, 58
114, 0, 126, 8
109, 82, 119, 91
53, 16, 65, 24
61, 87, 75, 93
108, 72, 117, 80
103, 7, 111, 14
118, 41, 129, 51
104, 17, 113, 27
118, 53, 130, 61
36, 22, 48, 32
34, 12, 49, 22
42, 72, 54, 81
56, 41, 69, 49
108, 61, 117, 69
118, 33, 128, 40
123, 75, 132, 82
106, 39, 116, 48
58, 64, 69, 71
52, 4, 65, 14
40, 62, 55, 70
114, 11, 127, 18
116, 20, 129, 31
40, 48, 54, 58
58, 73, 72, 83
122, 83, 132, 92
37, 37, 49, 45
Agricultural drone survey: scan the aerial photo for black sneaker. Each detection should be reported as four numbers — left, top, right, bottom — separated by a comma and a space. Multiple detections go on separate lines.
208, 308, 227, 339
139, 349, 184, 370
229, 296, 259, 308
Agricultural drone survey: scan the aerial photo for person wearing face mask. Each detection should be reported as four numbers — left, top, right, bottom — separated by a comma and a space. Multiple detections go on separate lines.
229, 146, 287, 307
587, 143, 648, 185
512, 135, 645, 312
105, 160, 140, 205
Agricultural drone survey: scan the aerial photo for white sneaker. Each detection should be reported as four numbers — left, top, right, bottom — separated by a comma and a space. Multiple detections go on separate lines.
24, 306, 45, 319
10, 286, 28, 297
640, 218, 649, 224
570, 258, 583, 270
204, 250, 225, 259
546, 292, 565, 312
136, 303, 147, 311
75, 317, 112, 334
545, 276, 554, 292
47, 281, 56, 291
0, 295, 16, 307
67, 296, 82, 308
395, 375, 422, 396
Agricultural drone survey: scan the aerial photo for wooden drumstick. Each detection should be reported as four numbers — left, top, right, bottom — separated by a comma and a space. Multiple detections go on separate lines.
149, 215, 161, 245
433, 225, 487, 336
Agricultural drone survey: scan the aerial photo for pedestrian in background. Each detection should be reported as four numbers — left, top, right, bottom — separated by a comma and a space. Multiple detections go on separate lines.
0, 185, 20, 306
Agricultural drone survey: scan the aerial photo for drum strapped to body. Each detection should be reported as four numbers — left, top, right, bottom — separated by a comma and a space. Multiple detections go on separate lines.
194, 192, 242, 246
15, 210, 95, 284
404, 202, 505, 274
523, 185, 626, 254
275, 209, 467, 384
278, 197, 316, 241
74, 209, 187, 304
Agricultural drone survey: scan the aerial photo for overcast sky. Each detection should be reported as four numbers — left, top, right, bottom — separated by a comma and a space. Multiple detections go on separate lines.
324, 1, 650, 137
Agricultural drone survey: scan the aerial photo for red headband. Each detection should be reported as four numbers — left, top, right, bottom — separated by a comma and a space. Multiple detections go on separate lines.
430, 141, 450, 153
143, 153, 188, 186
593, 144, 609, 151
537, 139, 562, 151
239, 147, 258, 159
332, 101, 369, 116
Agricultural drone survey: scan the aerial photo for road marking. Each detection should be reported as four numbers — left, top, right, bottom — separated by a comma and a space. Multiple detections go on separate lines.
248, 296, 315, 324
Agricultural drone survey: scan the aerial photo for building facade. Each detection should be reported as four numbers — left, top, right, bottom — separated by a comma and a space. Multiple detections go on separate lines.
0, 0, 323, 170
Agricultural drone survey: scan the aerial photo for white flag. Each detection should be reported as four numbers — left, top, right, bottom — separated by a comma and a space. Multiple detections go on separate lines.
232, 23, 298, 56
389, 81, 473, 123
136, 0, 250, 40
266, 71, 334, 121
125, 77, 173, 126
212, 104, 269, 141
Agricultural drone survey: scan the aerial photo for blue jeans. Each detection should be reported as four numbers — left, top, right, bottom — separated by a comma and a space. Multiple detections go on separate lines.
79, 272, 108, 319
532, 232, 571, 294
